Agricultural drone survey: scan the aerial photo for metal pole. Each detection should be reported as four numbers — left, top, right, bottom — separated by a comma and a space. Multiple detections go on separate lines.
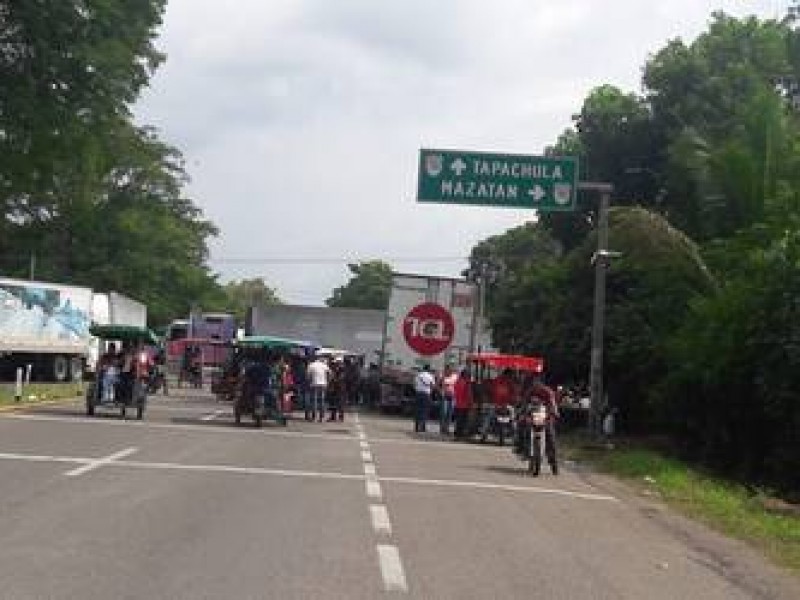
29, 253, 35, 281
589, 189, 611, 436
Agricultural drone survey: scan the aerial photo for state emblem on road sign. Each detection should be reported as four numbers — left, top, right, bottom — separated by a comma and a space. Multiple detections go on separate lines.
425, 154, 444, 177
554, 183, 572, 205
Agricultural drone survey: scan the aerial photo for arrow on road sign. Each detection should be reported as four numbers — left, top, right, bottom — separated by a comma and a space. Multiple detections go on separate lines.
528, 185, 546, 202
450, 159, 467, 177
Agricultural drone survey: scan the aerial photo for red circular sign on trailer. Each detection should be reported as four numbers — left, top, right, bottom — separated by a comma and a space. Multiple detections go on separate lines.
402, 303, 455, 356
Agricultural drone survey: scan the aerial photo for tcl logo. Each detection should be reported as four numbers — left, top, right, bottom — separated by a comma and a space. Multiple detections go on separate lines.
403, 303, 455, 356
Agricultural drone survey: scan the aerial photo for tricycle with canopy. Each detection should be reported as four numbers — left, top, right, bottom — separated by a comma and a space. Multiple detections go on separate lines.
232, 336, 317, 428
85, 324, 160, 420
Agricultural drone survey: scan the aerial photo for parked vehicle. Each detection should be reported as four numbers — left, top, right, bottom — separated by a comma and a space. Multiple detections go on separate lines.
480, 404, 515, 446
231, 336, 317, 428
85, 325, 159, 420
379, 273, 491, 414
88, 291, 147, 375
247, 304, 384, 360
0, 276, 93, 382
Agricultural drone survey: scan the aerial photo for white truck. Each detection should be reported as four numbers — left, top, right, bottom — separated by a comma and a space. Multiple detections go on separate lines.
379, 273, 491, 412
87, 292, 148, 373
0, 276, 94, 382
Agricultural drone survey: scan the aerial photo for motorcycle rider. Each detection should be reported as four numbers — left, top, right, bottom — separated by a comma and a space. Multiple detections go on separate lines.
515, 374, 560, 475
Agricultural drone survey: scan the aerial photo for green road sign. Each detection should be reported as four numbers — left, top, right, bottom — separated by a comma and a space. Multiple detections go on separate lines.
417, 148, 578, 211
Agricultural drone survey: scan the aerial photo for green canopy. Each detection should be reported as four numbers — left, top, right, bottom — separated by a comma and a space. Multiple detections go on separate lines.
90, 324, 160, 345
236, 335, 318, 352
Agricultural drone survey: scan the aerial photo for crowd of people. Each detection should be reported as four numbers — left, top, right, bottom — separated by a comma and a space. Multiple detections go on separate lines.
412, 363, 561, 471
230, 350, 374, 423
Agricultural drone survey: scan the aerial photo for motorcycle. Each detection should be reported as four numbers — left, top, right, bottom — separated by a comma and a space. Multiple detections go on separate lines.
146, 364, 168, 395
479, 404, 515, 446
515, 401, 549, 476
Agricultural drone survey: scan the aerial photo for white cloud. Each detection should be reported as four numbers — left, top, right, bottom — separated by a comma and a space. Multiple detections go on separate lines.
135, 0, 784, 304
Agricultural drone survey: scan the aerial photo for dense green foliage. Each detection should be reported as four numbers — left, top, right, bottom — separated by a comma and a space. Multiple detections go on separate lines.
326, 261, 393, 310
472, 10, 800, 493
0, 1, 226, 325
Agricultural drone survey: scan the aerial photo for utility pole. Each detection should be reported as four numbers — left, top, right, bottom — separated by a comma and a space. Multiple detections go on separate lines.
578, 182, 614, 436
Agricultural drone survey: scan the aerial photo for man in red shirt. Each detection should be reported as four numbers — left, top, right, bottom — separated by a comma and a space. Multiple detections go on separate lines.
452, 368, 472, 439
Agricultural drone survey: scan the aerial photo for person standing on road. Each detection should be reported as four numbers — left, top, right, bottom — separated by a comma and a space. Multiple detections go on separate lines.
328, 358, 346, 422
413, 365, 436, 433
453, 367, 473, 439
440, 365, 457, 435
306, 354, 331, 422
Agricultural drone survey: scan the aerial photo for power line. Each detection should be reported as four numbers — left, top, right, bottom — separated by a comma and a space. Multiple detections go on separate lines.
209, 256, 470, 265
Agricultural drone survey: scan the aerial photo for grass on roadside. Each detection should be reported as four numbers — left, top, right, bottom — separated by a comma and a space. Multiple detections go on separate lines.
0, 383, 83, 406
562, 435, 800, 572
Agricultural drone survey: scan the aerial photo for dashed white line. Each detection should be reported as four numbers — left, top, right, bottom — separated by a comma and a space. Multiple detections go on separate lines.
364, 463, 377, 476
359, 440, 370, 450
377, 544, 408, 593
361, 450, 373, 462
366, 478, 383, 499
64, 447, 138, 477
369, 504, 393, 535
357, 431, 367, 440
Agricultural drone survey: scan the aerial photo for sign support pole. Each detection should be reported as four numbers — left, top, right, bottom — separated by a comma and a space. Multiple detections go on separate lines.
579, 182, 613, 436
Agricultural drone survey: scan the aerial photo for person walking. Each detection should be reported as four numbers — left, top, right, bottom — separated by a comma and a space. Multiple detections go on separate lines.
413, 365, 436, 433
453, 368, 473, 439
440, 365, 457, 435
306, 354, 330, 422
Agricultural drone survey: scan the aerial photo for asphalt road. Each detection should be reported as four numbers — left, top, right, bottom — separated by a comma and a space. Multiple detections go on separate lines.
0, 389, 797, 600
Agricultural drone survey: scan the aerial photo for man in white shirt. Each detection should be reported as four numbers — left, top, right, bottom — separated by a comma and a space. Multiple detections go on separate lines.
306, 356, 331, 422
413, 365, 436, 433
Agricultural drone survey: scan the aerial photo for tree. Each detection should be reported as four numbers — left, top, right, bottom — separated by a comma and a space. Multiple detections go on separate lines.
223, 278, 281, 322
0, 1, 224, 326
326, 261, 393, 310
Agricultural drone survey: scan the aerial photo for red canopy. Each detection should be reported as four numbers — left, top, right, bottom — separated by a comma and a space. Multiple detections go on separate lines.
467, 352, 544, 373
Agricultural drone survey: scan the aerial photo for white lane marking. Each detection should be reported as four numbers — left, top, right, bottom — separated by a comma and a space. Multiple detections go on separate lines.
361, 450, 373, 462
353, 413, 361, 425
4, 414, 358, 442
359, 440, 370, 450
357, 431, 367, 440
364, 463, 377, 476
200, 410, 226, 422
64, 447, 138, 477
380, 474, 618, 502
0, 451, 88, 466
366, 478, 383, 499
0, 450, 617, 502
369, 504, 392, 535
377, 545, 408, 593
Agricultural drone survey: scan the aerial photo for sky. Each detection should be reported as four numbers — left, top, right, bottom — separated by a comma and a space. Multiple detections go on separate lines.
134, 0, 786, 305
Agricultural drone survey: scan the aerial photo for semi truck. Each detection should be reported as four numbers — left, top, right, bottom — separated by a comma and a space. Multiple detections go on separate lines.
0, 276, 94, 382
87, 292, 148, 372
246, 304, 385, 359
379, 273, 491, 412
